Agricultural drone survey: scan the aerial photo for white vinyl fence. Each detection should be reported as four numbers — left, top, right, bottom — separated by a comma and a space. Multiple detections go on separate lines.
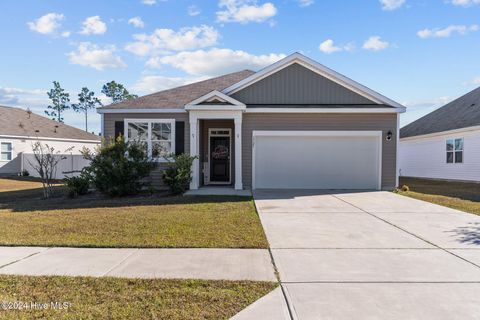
21, 153, 91, 179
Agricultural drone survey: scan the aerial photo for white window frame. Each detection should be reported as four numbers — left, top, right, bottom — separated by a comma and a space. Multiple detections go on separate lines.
124, 119, 175, 162
446, 138, 464, 164
0, 141, 13, 162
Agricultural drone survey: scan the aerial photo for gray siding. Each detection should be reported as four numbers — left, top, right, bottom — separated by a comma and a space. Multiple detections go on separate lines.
231, 63, 375, 105
242, 113, 398, 190
104, 113, 189, 189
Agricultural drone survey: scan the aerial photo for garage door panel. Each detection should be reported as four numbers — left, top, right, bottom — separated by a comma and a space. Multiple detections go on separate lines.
254, 133, 380, 190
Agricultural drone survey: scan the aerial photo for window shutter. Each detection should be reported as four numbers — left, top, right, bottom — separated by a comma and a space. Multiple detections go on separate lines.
175, 121, 185, 155
114, 121, 124, 138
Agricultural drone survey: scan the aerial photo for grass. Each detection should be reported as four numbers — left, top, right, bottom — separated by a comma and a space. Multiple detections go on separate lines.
0, 275, 277, 320
0, 178, 268, 248
398, 177, 480, 215
0, 177, 63, 202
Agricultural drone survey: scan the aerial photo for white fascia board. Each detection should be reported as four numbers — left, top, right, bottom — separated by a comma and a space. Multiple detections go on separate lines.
223, 52, 405, 109
252, 130, 382, 137
97, 108, 186, 114
185, 105, 246, 111
245, 107, 405, 113
400, 125, 480, 142
0, 134, 100, 144
185, 90, 246, 108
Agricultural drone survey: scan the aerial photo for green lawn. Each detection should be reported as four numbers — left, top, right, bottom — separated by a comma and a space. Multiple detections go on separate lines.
0, 275, 277, 320
0, 178, 268, 248
398, 177, 480, 215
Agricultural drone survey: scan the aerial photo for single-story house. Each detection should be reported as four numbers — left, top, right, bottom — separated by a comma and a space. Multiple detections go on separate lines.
0, 105, 101, 178
98, 52, 405, 191
399, 86, 480, 182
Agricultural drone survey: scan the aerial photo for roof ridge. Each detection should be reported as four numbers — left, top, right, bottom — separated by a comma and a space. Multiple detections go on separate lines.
101, 70, 255, 108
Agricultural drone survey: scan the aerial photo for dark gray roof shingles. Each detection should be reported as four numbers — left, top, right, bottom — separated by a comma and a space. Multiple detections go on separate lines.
99, 70, 255, 110
401, 87, 480, 138
0, 106, 100, 141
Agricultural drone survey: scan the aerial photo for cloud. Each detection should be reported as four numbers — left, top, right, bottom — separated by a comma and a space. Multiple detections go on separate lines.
61, 31, 71, 38
149, 48, 285, 76
298, 0, 314, 6
128, 16, 145, 28
0, 87, 48, 108
362, 36, 389, 51
27, 13, 65, 35
188, 5, 201, 16
131, 75, 206, 94
417, 24, 479, 38
67, 42, 127, 70
142, 0, 157, 5
216, 0, 277, 24
80, 16, 107, 35
380, 0, 405, 10
125, 25, 219, 56
450, 0, 480, 6
402, 96, 451, 109
318, 39, 354, 54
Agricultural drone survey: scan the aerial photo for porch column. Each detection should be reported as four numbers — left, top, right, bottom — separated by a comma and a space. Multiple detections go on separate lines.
234, 115, 243, 190
189, 117, 199, 190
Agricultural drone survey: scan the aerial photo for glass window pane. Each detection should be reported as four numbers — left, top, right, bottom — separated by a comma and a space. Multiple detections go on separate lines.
1, 152, 11, 161
151, 122, 171, 141
455, 151, 463, 163
128, 122, 148, 141
455, 138, 463, 151
1, 143, 11, 152
446, 140, 454, 151
152, 141, 171, 158
447, 152, 454, 163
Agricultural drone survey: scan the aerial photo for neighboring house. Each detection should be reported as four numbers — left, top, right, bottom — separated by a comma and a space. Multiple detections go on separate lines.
400, 87, 480, 182
0, 105, 100, 178
98, 53, 405, 191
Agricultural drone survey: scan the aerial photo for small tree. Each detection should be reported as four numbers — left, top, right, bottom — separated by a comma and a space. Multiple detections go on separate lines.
46, 81, 70, 122
82, 136, 156, 197
101, 81, 138, 104
72, 87, 102, 132
162, 153, 197, 195
28, 141, 73, 198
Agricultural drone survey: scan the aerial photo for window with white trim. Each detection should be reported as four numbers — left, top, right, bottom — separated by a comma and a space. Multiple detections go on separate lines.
446, 138, 463, 164
1, 142, 12, 161
125, 119, 175, 161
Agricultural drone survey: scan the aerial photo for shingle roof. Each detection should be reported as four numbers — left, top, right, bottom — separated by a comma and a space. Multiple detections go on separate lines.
401, 87, 480, 138
99, 70, 255, 110
0, 106, 100, 141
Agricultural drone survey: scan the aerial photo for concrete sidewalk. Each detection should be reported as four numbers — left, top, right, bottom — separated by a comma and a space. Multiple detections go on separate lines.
0, 247, 276, 281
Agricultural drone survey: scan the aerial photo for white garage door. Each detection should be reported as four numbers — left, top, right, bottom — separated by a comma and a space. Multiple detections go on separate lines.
253, 131, 382, 190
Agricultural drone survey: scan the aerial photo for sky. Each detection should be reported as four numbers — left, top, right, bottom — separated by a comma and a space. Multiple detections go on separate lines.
0, 0, 479, 134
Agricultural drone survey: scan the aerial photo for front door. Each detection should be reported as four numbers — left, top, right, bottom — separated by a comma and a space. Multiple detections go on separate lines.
210, 135, 231, 183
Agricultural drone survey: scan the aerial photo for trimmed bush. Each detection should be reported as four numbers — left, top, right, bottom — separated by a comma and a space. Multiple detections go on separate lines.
64, 172, 91, 198
162, 153, 197, 195
82, 136, 157, 197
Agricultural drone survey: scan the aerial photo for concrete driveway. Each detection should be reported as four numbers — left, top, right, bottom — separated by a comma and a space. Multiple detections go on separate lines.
254, 190, 480, 320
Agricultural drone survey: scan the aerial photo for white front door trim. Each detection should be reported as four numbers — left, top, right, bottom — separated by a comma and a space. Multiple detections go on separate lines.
207, 128, 232, 185
189, 110, 243, 190
252, 130, 383, 190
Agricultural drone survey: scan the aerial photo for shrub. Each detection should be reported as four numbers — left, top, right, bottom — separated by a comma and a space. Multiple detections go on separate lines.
162, 153, 197, 195
64, 172, 91, 198
20, 169, 30, 177
82, 136, 157, 197
401, 185, 410, 192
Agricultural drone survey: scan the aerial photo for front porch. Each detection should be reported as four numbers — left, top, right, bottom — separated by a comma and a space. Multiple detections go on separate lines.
187, 91, 245, 191
184, 186, 252, 196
